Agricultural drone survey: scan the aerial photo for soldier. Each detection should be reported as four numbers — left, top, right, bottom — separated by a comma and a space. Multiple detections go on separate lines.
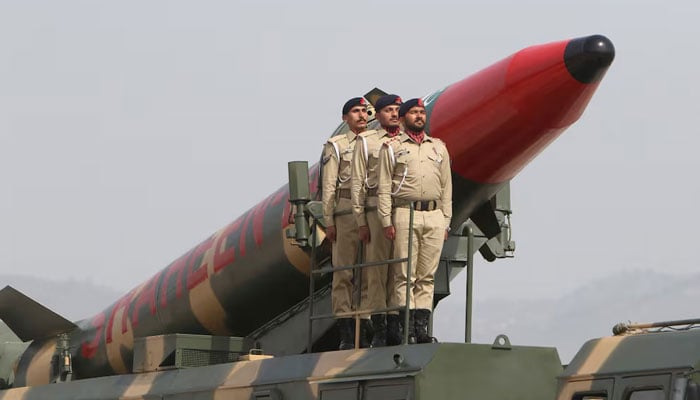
377, 98, 452, 344
351, 94, 403, 347
321, 97, 371, 350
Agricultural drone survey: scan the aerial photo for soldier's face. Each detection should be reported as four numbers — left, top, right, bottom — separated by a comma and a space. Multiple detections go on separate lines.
377, 105, 400, 129
343, 106, 368, 133
402, 107, 427, 131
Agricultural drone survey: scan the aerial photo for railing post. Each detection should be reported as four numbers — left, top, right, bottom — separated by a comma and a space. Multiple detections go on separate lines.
307, 219, 317, 353
353, 242, 364, 349
465, 225, 474, 343
403, 206, 415, 345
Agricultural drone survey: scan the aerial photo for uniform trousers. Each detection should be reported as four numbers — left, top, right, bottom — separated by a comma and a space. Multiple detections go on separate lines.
331, 197, 369, 318
388, 207, 445, 311
362, 196, 390, 314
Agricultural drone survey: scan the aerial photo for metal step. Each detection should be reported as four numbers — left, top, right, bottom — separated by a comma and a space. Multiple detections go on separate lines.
247, 284, 335, 356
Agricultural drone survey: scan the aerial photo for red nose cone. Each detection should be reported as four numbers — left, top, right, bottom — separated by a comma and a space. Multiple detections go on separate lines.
429, 35, 614, 184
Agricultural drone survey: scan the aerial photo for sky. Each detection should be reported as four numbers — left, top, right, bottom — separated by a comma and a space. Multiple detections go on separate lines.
1, 0, 699, 348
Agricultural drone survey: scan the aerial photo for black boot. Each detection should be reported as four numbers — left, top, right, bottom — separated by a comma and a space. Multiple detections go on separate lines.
414, 309, 438, 343
399, 310, 417, 344
359, 319, 371, 348
386, 314, 402, 346
370, 314, 387, 347
337, 318, 355, 350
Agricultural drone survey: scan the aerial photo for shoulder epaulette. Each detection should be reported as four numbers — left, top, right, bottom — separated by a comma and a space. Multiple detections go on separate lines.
325, 135, 346, 163
359, 129, 377, 139
327, 134, 346, 144
433, 137, 449, 153
430, 136, 445, 145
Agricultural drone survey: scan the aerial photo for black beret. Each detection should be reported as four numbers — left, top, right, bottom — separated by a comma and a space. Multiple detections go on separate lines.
342, 97, 367, 115
375, 94, 402, 111
399, 98, 425, 117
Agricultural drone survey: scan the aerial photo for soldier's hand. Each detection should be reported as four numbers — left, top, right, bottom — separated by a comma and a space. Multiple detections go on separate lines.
444, 229, 449, 241
383, 225, 396, 240
326, 226, 337, 242
359, 225, 371, 243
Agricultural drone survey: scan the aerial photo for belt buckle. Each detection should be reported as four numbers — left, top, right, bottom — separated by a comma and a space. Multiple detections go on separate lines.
415, 200, 435, 211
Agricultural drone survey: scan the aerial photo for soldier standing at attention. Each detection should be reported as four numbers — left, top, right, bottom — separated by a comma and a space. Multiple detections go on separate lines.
350, 94, 403, 347
377, 98, 452, 344
321, 97, 371, 350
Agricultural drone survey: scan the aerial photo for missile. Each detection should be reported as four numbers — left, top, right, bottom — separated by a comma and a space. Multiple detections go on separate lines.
1, 34, 614, 386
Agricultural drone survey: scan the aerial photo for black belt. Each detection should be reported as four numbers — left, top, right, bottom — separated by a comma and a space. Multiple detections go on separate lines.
394, 200, 440, 211
337, 188, 351, 199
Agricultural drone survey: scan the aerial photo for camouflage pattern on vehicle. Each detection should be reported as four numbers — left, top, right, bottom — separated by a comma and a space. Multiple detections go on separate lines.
0, 339, 562, 400
0, 34, 624, 400
558, 321, 700, 400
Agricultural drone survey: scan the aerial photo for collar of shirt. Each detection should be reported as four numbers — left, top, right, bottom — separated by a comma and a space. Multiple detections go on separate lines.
379, 127, 401, 139
400, 131, 433, 144
345, 131, 358, 142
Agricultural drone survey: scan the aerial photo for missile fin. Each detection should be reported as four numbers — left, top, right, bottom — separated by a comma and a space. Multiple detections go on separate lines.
0, 286, 77, 342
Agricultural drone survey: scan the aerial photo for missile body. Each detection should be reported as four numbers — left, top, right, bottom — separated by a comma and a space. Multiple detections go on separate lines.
13, 35, 614, 385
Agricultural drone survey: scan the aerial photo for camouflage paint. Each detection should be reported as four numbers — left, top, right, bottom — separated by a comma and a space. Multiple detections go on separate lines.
14, 167, 323, 384
9, 34, 614, 387
556, 328, 700, 400
0, 342, 563, 400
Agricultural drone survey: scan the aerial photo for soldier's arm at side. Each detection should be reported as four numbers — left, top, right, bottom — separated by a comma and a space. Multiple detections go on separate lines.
321, 143, 339, 228
351, 137, 368, 227
440, 143, 453, 231
377, 143, 394, 229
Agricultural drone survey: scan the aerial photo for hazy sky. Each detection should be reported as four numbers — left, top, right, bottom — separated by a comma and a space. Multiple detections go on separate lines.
1, 1, 699, 345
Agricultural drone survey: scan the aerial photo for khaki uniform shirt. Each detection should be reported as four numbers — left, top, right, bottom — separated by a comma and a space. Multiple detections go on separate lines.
377, 133, 452, 228
350, 128, 401, 227
321, 131, 358, 227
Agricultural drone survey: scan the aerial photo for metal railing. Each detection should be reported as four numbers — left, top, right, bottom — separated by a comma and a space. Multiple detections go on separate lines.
307, 206, 416, 351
